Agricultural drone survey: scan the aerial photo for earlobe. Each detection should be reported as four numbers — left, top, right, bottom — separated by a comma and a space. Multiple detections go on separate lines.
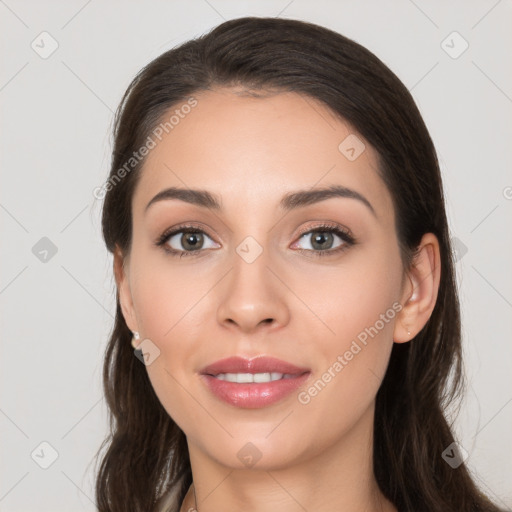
113, 245, 138, 333
393, 233, 441, 344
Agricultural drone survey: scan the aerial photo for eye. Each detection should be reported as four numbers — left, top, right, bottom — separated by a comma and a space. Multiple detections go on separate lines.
155, 222, 356, 259
291, 223, 355, 257
155, 224, 219, 257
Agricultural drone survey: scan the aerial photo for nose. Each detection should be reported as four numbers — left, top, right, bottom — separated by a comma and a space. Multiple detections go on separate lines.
216, 247, 290, 334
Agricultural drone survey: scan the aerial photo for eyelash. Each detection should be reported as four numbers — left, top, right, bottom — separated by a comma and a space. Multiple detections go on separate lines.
154, 222, 356, 259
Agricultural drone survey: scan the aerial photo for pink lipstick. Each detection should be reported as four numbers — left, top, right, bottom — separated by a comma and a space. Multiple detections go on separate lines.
199, 356, 311, 408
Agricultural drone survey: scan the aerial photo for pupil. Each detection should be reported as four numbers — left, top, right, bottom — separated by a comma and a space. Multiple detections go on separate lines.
183, 232, 202, 250
312, 232, 332, 250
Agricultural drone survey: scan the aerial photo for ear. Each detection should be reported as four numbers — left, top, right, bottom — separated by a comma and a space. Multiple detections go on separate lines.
393, 233, 441, 343
113, 245, 139, 333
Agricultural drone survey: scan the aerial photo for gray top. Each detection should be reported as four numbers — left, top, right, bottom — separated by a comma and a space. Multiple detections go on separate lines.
155, 472, 188, 512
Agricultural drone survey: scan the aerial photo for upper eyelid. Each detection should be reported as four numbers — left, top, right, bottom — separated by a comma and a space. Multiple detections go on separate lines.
296, 222, 352, 237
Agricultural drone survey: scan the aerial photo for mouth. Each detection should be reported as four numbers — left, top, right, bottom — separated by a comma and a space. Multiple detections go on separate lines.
200, 355, 310, 376
213, 372, 299, 383
199, 356, 311, 409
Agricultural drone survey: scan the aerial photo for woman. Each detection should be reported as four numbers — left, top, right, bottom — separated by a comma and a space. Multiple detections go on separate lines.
94, 16, 506, 512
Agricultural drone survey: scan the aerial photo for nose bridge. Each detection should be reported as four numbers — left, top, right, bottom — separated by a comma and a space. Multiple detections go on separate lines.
233, 236, 271, 289
216, 237, 289, 331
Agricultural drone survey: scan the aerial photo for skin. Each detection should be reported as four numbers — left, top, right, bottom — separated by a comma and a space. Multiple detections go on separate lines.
114, 87, 441, 512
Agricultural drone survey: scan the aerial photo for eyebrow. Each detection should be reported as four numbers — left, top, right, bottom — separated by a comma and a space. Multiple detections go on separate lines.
145, 184, 376, 217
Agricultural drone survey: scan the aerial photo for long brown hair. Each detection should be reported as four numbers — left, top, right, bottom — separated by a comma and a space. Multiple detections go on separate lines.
95, 16, 505, 511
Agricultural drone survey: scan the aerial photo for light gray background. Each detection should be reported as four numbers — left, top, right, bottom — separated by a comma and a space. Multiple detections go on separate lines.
1, 0, 511, 510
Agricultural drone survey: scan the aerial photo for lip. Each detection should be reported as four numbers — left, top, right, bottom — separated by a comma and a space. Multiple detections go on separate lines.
200, 356, 310, 376
199, 356, 311, 409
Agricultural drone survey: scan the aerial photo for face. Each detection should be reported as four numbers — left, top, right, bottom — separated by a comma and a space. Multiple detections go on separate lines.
116, 87, 412, 471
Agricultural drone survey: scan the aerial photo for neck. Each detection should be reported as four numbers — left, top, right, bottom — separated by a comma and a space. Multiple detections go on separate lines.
179, 403, 396, 512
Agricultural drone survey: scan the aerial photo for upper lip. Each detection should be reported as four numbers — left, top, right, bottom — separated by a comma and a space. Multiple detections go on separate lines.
200, 356, 310, 376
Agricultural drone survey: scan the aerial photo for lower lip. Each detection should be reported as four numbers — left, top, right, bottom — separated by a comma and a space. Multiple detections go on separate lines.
200, 373, 311, 408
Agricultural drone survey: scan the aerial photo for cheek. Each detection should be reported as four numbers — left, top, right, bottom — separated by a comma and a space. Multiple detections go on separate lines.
140, 307, 204, 434
130, 248, 209, 341
294, 248, 400, 414
129, 257, 213, 429
294, 246, 401, 354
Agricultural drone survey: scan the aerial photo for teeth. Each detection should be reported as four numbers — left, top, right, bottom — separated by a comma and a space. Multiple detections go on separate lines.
214, 372, 291, 383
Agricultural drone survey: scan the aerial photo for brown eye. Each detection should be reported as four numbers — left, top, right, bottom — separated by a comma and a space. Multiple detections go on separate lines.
156, 226, 220, 257
292, 224, 356, 258
178, 231, 204, 251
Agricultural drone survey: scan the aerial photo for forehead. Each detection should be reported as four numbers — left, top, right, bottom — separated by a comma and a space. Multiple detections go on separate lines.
132, 87, 393, 222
